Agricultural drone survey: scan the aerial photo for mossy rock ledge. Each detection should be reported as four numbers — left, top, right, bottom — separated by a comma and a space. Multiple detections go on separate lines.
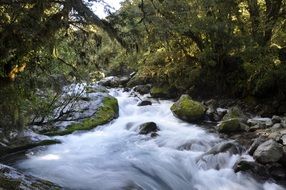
217, 106, 249, 134
217, 118, 243, 134
44, 96, 119, 136
0, 164, 61, 190
150, 85, 177, 99
170, 95, 206, 122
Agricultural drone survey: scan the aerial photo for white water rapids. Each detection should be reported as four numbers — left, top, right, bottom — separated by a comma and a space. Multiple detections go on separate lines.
16, 89, 284, 190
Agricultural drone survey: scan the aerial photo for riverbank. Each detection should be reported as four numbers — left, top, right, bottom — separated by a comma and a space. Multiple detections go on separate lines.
102, 75, 286, 184
5, 87, 285, 189
0, 76, 285, 189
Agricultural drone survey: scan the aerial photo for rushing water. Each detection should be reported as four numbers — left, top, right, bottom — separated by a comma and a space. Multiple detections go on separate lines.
16, 88, 284, 190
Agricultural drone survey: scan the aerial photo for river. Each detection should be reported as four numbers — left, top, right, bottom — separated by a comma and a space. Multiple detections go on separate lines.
14, 88, 284, 190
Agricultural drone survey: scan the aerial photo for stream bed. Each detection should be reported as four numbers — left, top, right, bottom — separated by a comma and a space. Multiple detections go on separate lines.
13, 88, 285, 190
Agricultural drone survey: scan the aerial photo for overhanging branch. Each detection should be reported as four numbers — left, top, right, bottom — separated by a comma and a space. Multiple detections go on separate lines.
69, 0, 127, 48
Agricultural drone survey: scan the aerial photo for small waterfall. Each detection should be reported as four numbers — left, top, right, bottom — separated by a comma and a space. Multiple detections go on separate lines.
16, 88, 284, 190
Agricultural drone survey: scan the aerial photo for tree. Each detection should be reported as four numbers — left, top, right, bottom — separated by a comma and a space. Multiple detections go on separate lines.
0, 0, 124, 81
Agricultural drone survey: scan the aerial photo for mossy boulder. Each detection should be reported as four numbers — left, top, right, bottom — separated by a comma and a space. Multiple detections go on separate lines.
45, 96, 119, 136
139, 122, 159, 136
133, 84, 151, 95
233, 159, 269, 178
98, 76, 130, 88
127, 73, 150, 87
218, 106, 249, 134
217, 118, 245, 134
0, 164, 61, 190
170, 95, 206, 122
222, 106, 247, 122
150, 85, 177, 99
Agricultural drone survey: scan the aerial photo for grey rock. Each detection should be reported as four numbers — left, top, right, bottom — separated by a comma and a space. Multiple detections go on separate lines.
222, 106, 247, 123
139, 122, 159, 137
249, 125, 261, 132
133, 85, 151, 95
247, 137, 264, 155
137, 100, 152, 106
247, 118, 271, 128
253, 140, 283, 164
281, 146, 286, 167
280, 134, 286, 145
265, 120, 273, 128
0, 164, 60, 190
99, 76, 130, 87
204, 141, 243, 156
268, 131, 281, 140
269, 164, 286, 180
233, 159, 269, 179
272, 115, 282, 124
271, 123, 283, 131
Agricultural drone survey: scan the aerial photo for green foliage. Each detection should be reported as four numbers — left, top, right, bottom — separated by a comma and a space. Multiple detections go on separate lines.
103, 0, 286, 100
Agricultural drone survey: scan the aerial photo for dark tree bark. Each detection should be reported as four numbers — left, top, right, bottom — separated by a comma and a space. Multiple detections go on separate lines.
247, 0, 262, 44
248, 0, 282, 47
263, 0, 282, 46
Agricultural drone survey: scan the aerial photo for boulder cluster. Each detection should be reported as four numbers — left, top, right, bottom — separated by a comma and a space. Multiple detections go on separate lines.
129, 80, 286, 182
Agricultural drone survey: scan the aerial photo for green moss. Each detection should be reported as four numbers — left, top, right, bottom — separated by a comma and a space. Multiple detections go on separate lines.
171, 95, 205, 122
150, 86, 166, 95
218, 118, 241, 133
235, 161, 254, 172
0, 177, 21, 189
44, 96, 119, 136
85, 86, 108, 94
31, 180, 61, 190
1, 139, 61, 156
150, 86, 174, 98
36, 139, 61, 146
222, 106, 246, 121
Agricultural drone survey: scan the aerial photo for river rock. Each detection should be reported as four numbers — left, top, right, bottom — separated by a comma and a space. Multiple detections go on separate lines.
99, 76, 130, 87
205, 106, 217, 122
134, 85, 151, 95
281, 146, 286, 167
249, 125, 261, 132
217, 118, 244, 134
272, 115, 282, 124
222, 106, 247, 123
0, 164, 60, 190
247, 117, 275, 129
150, 86, 177, 99
271, 123, 283, 131
268, 164, 286, 180
139, 122, 159, 137
280, 134, 286, 145
233, 159, 269, 179
85, 85, 108, 94
205, 107, 227, 122
126, 73, 150, 87
247, 137, 265, 155
204, 141, 243, 156
253, 139, 283, 164
137, 100, 152, 106
171, 95, 205, 122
